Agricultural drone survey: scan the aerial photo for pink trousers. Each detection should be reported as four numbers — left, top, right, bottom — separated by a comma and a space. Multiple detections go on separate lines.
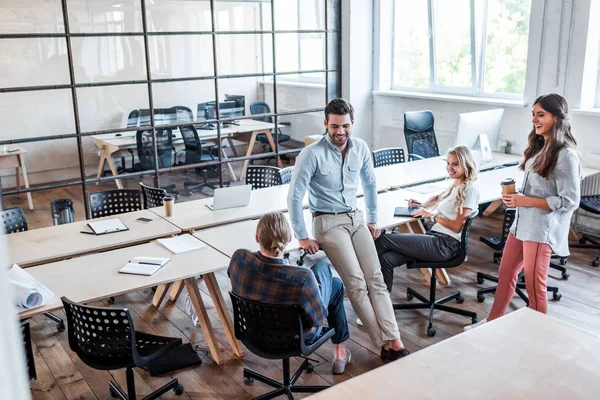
488, 233, 553, 321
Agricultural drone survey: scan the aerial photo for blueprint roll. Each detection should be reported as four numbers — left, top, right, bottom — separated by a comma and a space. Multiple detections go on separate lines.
11, 280, 43, 309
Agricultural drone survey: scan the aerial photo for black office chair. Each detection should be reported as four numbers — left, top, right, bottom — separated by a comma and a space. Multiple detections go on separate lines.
1, 208, 65, 332
246, 165, 283, 190
477, 208, 562, 303
279, 166, 295, 185
403, 110, 440, 161
229, 292, 333, 400
21, 321, 37, 381
569, 194, 600, 267
392, 214, 479, 337
249, 101, 292, 165
140, 182, 167, 209
89, 189, 143, 219
61, 297, 184, 400
135, 128, 179, 198
372, 147, 406, 168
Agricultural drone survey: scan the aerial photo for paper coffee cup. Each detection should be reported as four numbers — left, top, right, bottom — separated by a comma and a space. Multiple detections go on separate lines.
163, 196, 174, 217
500, 178, 516, 194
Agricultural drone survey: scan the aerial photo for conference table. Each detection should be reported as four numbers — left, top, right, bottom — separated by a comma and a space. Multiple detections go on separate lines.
91, 119, 281, 188
309, 308, 600, 399
18, 239, 241, 365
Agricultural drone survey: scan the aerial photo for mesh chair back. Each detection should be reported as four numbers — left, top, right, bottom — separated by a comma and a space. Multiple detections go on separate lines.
580, 195, 600, 214
136, 129, 175, 170
89, 189, 142, 219
246, 166, 282, 190
373, 147, 406, 168
230, 292, 304, 360
404, 110, 439, 160
171, 106, 194, 123
279, 166, 295, 184
140, 183, 167, 209
179, 125, 204, 165
249, 101, 272, 123
1, 207, 28, 234
127, 109, 140, 127
500, 209, 516, 247
21, 321, 36, 380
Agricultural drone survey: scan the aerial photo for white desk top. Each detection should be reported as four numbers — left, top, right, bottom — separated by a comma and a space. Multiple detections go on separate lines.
19, 240, 230, 319
5, 210, 181, 267
310, 308, 600, 399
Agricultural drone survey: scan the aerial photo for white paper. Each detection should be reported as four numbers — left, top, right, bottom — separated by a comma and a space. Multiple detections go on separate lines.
88, 218, 128, 235
119, 256, 170, 276
6, 264, 54, 312
156, 234, 207, 254
406, 180, 449, 195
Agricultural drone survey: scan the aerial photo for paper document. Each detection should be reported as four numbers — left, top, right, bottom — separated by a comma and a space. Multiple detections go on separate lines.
119, 256, 171, 276
156, 234, 207, 254
88, 218, 129, 235
406, 180, 449, 195
6, 264, 54, 312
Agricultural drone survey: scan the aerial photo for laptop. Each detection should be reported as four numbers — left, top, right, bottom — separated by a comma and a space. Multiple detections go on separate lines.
206, 184, 252, 211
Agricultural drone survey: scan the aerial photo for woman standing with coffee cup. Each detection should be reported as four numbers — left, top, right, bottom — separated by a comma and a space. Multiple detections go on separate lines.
465, 93, 581, 330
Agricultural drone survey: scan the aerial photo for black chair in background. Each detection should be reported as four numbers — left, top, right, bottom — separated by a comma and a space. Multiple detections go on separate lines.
246, 165, 283, 190
140, 182, 167, 209
392, 214, 479, 337
134, 128, 179, 197
279, 166, 295, 185
89, 189, 143, 219
61, 297, 184, 400
21, 321, 37, 381
570, 194, 600, 267
249, 101, 292, 165
230, 292, 332, 400
403, 110, 440, 161
1, 208, 65, 332
372, 147, 406, 168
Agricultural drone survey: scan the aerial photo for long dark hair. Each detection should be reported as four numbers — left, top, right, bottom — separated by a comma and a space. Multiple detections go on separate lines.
520, 93, 578, 178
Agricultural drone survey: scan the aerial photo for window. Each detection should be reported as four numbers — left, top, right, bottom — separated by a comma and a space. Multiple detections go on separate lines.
391, 0, 531, 97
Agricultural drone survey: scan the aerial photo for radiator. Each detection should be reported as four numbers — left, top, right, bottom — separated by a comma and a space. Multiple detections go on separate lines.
573, 174, 600, 235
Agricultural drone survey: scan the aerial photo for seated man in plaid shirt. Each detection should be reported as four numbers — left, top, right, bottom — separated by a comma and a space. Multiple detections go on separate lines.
228, 212, 351, 374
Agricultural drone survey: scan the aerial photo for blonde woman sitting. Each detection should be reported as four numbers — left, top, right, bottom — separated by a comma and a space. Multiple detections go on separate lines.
375, 145, 480, 291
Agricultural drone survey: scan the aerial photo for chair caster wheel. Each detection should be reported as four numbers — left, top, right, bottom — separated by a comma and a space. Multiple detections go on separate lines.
472, 317, 480, 324
427, 326, 436, 337
493, 257, 500, 264
593, 259, 600, 267
306, 363, 314, 373
477, 295, 485, 303
107, 297, 115, 305
110, 387, 119, 398
57, 322, 65, 333
477, 276, 484, 284
561, 271, 570, 280
187, 191, 193, 196
151, 286, 157, 293
243, 376, 255, 385
560, 257, 567, 265
579, 238, 586, 244
553, 292, 562, 301
174, 384, 184, 395
406, 292, 414, 301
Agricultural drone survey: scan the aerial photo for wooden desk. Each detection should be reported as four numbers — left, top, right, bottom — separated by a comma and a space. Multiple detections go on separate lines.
0, 146, 34, 210
20, 240, 241, 365
91, 120, 281, 188
309, 308, 600, 399
5, 210, 181, 267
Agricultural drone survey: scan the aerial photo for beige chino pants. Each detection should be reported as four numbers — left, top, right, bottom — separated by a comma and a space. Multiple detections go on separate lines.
313, 210, 400, 347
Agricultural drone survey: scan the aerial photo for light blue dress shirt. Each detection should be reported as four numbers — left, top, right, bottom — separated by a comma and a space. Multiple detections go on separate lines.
287, 135, 378, 240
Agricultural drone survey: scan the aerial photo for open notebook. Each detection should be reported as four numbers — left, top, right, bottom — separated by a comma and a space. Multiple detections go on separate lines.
87, 218, 129, 235
119, 256, 170, 276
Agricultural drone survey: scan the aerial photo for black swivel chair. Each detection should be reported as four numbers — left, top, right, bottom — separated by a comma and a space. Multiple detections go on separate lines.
135, 128, 179, 198
139, 182, 167, 209
279, 166, 295, 185
392, 214, 479, 337
372, 147, 406, 168
249, 101, 292, 164
403, 110, 440, 161
229, 292, 333, 400
245, 165, 283, 190
1, 208, 65, 332
89, 189, 143, 219
61, 297, 184, 400
569, 194, 600, 267
21, 321, 37, 381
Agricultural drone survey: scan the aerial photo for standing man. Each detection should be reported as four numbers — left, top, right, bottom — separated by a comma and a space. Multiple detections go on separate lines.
287, 98, 409, 362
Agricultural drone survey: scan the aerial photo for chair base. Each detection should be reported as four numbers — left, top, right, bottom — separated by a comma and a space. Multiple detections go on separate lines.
570, 234, 600, 267
242, 358, 328, 400
393, 269, 478, 337
108, 367, 183, 400
43, 312, 65, 332
490, 251, 570, 279
476, 271, 562, 304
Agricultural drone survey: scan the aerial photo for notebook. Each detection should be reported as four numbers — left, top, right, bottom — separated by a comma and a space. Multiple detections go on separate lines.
87, 218, 129, 235
394, 207, 420, 217
156, 234, 207, 254
119, 257, 171, 276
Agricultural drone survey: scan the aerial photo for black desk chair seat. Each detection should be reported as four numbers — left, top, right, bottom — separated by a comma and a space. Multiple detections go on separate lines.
570, 195, 600, 267
392, 214, 479, 337
62, 297, 184, 400
230, 292, 333, 399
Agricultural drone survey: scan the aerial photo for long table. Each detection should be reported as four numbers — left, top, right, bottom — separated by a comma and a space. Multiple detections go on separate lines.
20, 240, 241, 365
309, 308, 600, 399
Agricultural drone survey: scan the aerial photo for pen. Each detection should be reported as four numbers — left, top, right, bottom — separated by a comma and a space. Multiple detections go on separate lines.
80, 231, 95, 235
131, 261, 161, 265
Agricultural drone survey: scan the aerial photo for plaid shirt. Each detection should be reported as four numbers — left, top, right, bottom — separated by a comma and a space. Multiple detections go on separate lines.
228, 249, 327, 330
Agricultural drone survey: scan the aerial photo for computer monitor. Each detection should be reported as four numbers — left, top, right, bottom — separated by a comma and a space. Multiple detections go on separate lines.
136, 108, 175, 126
216, 100, 238, 120
197, 102, 216, 122
224, 94, 246, 117
455, 109, 505, 151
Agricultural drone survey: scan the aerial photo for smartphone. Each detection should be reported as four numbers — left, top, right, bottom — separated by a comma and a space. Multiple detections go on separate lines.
136, 217, 153, 223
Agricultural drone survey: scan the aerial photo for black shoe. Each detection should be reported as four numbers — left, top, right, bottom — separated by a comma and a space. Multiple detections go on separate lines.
380, 347, 388, 361
385, 347, 410, 363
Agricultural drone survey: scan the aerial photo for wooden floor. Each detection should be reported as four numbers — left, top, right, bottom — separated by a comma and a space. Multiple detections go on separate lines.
7, 185, 600, 399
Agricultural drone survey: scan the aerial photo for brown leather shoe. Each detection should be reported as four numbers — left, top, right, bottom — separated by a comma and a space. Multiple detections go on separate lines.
385, 347, 410, 363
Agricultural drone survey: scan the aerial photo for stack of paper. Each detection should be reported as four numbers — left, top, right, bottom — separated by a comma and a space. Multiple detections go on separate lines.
6, 264, 54, 312
119, 256, 171, 276
157, 234, 207, 254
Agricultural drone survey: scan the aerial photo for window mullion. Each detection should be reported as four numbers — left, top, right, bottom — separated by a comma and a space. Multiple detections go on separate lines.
428, 0, 436, 88
478, 0, 489, 94
469, 0, 477, 92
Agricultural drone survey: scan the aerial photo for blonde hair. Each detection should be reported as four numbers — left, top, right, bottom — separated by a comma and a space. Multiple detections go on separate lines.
256, 212, 292, 257
438, 145, 478, 213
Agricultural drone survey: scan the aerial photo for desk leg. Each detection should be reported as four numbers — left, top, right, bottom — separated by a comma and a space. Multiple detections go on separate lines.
407, 220, 451, 286
18, 155, 34, 210
221, 142, 237, 182
168, 279, 185, 302
151, 283, 172, 308
184, 277, 223, 364
483, 200, 503, 217
97, 147, 123, 189
263, 129, 283, 168
204, 273, 244, 357
239, 131, 259, 181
